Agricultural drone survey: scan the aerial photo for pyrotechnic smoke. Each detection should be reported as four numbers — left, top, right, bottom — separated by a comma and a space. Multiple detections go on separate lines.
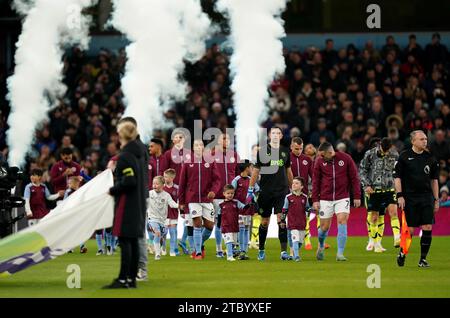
111, 0, 211, 141
216, 0, 287, 159
7, 0, 97, 167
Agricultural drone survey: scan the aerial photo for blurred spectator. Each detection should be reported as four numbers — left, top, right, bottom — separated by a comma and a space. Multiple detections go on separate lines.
429, 129, 450, 168
35, 127, 57, 154
55, 135, 81, 162
403, 34, 424, 63
439, 186, 450, 207
424, 33, 449, 72
0, 35, 448, 193
439, 170, 449, 189
309, 117, 336, 146
382, 35, 401, 60
36, 144, 56, 171
387, 127, 405, 152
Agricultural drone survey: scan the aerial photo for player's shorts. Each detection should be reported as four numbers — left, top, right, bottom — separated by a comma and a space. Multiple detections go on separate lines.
165, 218, 178, 226
319, 198, 351, 219
183, 213, 193, 227
239, 215, 252, 227
213, 199, 224, 216
290, 230, 306, 243
257, 192, 286, 218
148, 220, 165, 236
365, 190, 397, 215
404, 194, 434, 227
222, 232, 238, 244
188, 203, 215, 222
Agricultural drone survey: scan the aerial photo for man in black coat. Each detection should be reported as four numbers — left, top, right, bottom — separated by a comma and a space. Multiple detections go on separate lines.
103, 121, 146, 289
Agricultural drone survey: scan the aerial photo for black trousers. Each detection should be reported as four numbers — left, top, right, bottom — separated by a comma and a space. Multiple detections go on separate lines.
118, 237, 139, 281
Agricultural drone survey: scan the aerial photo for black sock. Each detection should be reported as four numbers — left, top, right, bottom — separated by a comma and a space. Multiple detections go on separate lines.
420, 230, 432, 260
278, 224, 288, 252
259, 224, 268, 251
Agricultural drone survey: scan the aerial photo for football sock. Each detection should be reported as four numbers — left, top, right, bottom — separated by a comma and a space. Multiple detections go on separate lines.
259, 224, 268, 251
287, 229, 293, 248
278, 224, 288, 252
148, 230, 154, 246
169, 227, 177, 253
202, 227, 212, 246
105, 231, 112, 248
180, 225, 188, 244
95, 234, 103, 250
318, 227, 328, 249
239, 225, 246, 252
337, 224, 347, 255
293, 241, 300, 258
244, 227, 250, 252
369, 214, 378, 243
193, 227, 203, 254
153, 235, 161, 256
304, 216, 311, 246
214, 225, 223, 252
420, 230, 432, 260
187, 226, 194, 253
251, 215, 261, 243
226, 242, 233, 258
377, 215, 385, 242
390, 215, 400, 237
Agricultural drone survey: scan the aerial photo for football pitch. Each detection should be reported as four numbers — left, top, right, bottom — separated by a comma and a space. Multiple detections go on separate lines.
1, 237, 449, 298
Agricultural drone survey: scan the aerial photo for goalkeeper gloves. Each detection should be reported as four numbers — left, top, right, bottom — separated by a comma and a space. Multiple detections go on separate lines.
245, 187, 255, 205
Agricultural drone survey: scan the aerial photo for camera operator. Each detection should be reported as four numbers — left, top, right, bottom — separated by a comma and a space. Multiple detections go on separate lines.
0, 160, 25, 238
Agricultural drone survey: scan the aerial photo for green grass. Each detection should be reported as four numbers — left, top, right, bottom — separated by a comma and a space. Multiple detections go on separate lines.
1, 237, 450, 298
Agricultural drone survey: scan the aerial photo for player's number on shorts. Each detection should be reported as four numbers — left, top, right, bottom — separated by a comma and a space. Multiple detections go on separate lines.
346, 200, 350, 209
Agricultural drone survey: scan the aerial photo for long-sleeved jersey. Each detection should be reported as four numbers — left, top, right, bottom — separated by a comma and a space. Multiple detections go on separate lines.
359, 146, 399, 190
147, 190, 179, 225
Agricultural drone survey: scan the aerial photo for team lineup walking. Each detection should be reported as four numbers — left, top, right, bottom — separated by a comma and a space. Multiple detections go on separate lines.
102, 123, 440, 282
20, 122, 441, 289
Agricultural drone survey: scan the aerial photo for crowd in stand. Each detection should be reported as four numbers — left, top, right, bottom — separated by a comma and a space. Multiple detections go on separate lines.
0, 33, 449, 200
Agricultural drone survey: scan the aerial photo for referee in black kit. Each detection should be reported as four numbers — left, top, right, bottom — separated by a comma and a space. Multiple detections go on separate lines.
393, 130, 440, 268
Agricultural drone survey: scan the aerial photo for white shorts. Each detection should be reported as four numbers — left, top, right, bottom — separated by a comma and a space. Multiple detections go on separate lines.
189, 203, 215, 222
213, 199, 224, 216
319, 198, 351, 219
165, 219, 178, 226
223, 232, 238, 244
290, 230, 306, 243
238, 215, 252, 227
183, 213, 193, 227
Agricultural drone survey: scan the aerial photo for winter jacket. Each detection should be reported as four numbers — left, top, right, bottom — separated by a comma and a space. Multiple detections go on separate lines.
109, 140, 147, 238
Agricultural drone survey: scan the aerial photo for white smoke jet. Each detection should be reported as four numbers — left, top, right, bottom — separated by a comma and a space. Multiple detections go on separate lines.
179, 0, 213, 63
216, 0, 287, 159
7, 0, 96, 167
111, 0, 211, 141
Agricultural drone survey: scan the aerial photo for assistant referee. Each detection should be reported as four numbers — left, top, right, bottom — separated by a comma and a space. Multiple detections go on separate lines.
393, 130, 440, 268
